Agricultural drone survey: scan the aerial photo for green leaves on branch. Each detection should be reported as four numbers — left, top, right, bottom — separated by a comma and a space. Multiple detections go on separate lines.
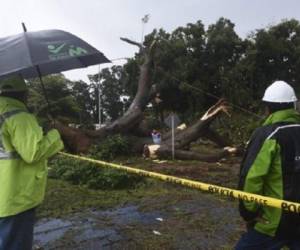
49, 135, 142, 190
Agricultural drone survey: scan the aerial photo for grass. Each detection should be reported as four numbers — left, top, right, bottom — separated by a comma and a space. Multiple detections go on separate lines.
36, 154, 243, 248
40, 152, 240, 219
38, 178, 174, 219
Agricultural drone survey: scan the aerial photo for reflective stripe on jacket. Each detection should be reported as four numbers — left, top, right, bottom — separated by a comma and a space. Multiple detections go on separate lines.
0, 96, 64, 217
239, 109, 300, 239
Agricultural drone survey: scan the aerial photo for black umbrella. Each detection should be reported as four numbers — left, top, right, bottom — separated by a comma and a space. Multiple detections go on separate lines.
0, 23, 110, 116
0, 24, 110, 79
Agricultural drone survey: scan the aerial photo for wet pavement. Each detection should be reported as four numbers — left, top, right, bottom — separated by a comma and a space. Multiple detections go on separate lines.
34, 205, 163, 249
34, 193, 242, 250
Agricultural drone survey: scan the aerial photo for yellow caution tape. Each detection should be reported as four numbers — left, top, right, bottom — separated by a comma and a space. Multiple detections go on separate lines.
59, 152, 300, 214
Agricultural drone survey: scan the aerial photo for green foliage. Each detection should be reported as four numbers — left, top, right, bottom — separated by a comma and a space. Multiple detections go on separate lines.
27, 74, 82, 125
91, 134, 131, 161
88, 65, 129, 122
119, 18, 300, 120
49, 154, 143, 190
214, 107, 263, 145
248, 19, 300, 97
26, 18, 300, 144
49, 135, 139, 190
69, 80, 95, 124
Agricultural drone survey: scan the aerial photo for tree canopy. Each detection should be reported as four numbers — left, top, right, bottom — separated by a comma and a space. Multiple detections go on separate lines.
28, 18, 300, 126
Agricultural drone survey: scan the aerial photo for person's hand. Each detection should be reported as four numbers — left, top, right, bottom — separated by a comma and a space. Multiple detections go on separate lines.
246, 216, 269, 230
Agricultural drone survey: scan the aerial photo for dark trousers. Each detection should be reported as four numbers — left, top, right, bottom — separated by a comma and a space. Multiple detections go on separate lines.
235, 228, 300, 250
0, 208, 35, 250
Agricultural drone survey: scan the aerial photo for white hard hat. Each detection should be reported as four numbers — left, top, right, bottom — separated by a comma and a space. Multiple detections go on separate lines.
262, 80, 298, 103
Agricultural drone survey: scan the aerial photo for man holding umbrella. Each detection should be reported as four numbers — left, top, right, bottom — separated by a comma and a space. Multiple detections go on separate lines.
0, 25, 109, 249
0, 75, 64, 250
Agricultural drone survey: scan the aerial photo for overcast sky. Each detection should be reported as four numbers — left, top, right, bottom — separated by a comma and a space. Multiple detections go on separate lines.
1, 0, 300, 82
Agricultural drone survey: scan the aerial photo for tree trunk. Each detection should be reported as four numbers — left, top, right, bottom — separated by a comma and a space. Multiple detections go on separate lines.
145, 145, 230, 162
143, 99, 236, 161
52, 121, 92, 153
82, 37, 157, 139
164, 99, 229, 148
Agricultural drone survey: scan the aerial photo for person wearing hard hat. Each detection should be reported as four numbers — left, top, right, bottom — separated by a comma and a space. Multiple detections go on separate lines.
235, 81, 300, 249
0, 75, 64, 250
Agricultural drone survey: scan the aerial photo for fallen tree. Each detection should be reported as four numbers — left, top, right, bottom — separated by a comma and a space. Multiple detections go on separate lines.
54, 37, 156, 153
55, 99, 236, 161
143, 99, 236, 161
53, 37, 237, 161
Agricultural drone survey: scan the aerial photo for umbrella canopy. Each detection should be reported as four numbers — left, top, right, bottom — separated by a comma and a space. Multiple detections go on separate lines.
0, 29, 110, 79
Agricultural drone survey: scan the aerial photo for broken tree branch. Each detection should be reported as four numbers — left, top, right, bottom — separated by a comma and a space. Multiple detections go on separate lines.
120, 37, 143, 51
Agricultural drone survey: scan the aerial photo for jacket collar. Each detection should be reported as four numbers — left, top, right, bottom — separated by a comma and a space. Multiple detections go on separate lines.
263, 109, 300, 126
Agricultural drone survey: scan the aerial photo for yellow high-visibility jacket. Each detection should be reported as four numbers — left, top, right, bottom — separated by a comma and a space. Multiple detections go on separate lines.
0, 96, 63, 217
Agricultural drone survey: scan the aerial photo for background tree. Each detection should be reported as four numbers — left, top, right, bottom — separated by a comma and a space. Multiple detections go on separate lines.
250, 19, 300, 97
88, 65, 130, 123
69, 80, 94, 125
27, 74, 80, 124
33, 18, 300, 154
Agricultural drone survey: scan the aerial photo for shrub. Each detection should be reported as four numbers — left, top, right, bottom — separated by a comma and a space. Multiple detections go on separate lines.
91, 134, 131, 161
49, 134, 142, 190
213, 111, 262, 146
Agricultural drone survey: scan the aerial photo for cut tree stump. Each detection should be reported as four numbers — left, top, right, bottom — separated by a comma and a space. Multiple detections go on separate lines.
143, 99, 237, 161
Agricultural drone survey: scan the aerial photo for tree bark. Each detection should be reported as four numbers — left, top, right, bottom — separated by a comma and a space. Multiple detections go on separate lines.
142, 99, 236, 161
145, 145, 231, 162
52, 121, 91, 153
81, 37, 157, 139
163, 99, 229, 148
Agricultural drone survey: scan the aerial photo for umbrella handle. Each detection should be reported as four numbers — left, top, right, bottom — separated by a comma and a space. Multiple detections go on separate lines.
36, 66, 54, 122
